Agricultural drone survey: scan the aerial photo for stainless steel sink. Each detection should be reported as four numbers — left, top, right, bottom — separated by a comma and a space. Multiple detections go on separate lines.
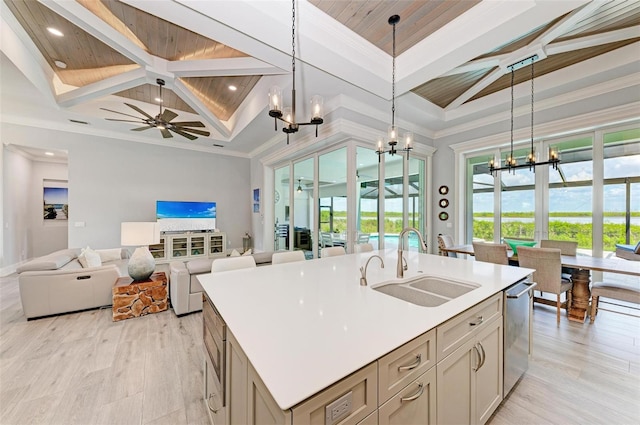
372, 276, 479, 307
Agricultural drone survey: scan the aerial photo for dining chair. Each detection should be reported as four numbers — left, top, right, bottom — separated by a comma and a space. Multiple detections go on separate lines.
320, 232, 334, 248
272, 250, 306, 265
211, 255, 256, 272
357, 233, 370, 244
437, 234, 457, 258
540, 240, 578, 280
516, 246, 572, 325
354, 243, 374, 253
321, 246, 346, 257
472, 241, 509, 265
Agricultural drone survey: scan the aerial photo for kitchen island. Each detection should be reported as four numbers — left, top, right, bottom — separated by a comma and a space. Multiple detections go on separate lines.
198, 250, 533, 425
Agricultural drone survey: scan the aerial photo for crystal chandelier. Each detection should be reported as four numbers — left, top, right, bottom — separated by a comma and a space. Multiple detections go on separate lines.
376, 15, 413, 162
489, 55, 560, 175
268, 0, 324, 144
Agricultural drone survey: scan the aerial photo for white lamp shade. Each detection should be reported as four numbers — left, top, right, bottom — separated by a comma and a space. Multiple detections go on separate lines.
121, 222, 160, 246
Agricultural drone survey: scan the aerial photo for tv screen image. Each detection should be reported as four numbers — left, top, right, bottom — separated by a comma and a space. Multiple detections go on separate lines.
156, 201, 216, 232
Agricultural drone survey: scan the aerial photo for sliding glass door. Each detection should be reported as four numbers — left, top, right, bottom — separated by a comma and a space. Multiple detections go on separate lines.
319, 148, 347, 256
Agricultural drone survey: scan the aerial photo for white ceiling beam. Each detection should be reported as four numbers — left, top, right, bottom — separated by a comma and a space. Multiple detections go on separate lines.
445, 67, 505, 111
56, 68, 148, 108
440, 55, 507, 78
171, 79, 232, 138
396, 0, 590, 95
168, 57, 286, 78
546, 26, 640, 55
534, 0, 610, 46
38, 0, 154, 66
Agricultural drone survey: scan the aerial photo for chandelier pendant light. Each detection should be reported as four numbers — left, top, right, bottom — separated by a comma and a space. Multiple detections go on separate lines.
489, 55, 560, 175
296, 179, 303, 193
268, 0, 324, 144
376, 15, 413, 162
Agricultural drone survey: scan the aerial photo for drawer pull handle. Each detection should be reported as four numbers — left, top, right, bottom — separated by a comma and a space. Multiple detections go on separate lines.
472, 345, 480, 371
477, 342, 486, 370
469, 316, 483, 326
398, 354, 422, 372
401, 383, 424, 402
77, 275, 91, 280
207, 393, 221, 413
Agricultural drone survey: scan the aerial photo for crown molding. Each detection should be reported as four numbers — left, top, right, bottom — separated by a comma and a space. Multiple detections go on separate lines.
448, 102, 640, 154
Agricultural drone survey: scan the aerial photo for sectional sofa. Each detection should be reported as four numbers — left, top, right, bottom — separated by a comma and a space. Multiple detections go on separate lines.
169, 251, 274, 315
17, 248, 130, 319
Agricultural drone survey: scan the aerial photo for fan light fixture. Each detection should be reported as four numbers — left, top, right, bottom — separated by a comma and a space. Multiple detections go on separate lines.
268, 0, 324, 144
489, 55, 560, 175
376, 15, 413, 162
296, 179, 303, 193
100, 79, 210, 140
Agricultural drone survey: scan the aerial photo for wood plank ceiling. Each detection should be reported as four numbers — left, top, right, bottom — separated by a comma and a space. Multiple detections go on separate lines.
4, 0, 260, 121
4, 0, 639, 136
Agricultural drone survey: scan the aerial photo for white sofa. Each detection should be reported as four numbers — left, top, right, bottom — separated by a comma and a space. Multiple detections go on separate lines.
169, 251, 274, 316
17, 248, 130, 319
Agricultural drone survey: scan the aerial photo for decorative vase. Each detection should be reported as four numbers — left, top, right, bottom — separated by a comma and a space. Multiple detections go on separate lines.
128, 246, 155, 281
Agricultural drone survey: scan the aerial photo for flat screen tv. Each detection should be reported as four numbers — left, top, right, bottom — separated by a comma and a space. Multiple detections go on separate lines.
156, 200, 216, 232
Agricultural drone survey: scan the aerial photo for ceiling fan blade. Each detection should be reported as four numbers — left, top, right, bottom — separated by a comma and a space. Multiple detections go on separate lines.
160, 108, 178, 123
171, 121, 206, 127
105, 118, 145, 123
170, 127, 198, 140
101, 108, 145, 120
124, 103, 154, 119
132, 125, 154, 131
175, 127, 210, 137
160, 128, 173, 138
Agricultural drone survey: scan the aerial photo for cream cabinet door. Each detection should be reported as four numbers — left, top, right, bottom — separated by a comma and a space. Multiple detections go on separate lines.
227, 331, 248, 425
436, 337, 475, 425
474, 317, 503, 425
378, 367, 436, 425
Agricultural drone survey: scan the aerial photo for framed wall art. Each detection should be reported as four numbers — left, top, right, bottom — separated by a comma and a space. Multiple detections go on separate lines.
43, 179, 68, 220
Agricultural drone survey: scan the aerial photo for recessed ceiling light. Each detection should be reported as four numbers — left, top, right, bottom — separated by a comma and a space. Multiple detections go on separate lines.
54, 60, 67, 69
228, 85, 237, 91
47, 27, 64, 37
45, 152, 54, 156
155, 97, 163, 103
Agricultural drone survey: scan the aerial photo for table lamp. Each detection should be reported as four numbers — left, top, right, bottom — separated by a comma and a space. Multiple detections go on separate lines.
121, 222, 160, 281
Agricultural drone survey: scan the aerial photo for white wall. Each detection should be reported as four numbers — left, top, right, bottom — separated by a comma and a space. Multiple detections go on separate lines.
1, 147, 65, 265
2, 123, 252, 267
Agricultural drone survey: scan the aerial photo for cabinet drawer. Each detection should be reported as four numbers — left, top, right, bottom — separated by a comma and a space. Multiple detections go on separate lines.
379, 367, 436, 425
378, 329, 435, 404
437, 293, 502, 361
292, 362, 377, 425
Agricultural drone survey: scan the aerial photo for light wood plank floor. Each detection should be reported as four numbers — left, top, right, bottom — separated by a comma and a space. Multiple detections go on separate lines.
1, 273, 639, 425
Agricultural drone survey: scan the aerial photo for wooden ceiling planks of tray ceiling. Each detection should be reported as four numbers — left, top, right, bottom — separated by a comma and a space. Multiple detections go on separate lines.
4, 0, 262, 120
309, 0, 480, 55
412, 0, 640, 108
4, 0, 138, 87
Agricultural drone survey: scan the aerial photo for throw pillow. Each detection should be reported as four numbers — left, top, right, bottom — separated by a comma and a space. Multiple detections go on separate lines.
78, 246, 102, 268
504, 239, 537, 255
230, 249, 241, 257
242, 248, 252, 256
96, 248, 121, 263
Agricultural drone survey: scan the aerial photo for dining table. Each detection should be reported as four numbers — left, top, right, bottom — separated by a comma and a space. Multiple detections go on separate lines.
441, 244, 640, 323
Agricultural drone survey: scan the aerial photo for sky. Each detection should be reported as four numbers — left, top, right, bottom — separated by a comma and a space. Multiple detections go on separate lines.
43, 187, 68, 205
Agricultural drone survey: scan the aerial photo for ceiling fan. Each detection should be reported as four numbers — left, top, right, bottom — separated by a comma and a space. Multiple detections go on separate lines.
101, 78, 210, 140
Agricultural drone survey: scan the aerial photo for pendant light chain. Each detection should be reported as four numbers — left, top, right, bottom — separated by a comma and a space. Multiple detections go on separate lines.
530, 60, 534, 154
291, 0, 296, 86
391, 20, 396, 128
509, 67, 514, 165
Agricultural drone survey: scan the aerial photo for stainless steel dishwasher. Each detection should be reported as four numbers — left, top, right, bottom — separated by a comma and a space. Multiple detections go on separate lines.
503, 280, 537, 396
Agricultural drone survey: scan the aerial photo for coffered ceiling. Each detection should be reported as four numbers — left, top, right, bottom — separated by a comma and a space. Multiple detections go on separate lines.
1, 0, 639, 155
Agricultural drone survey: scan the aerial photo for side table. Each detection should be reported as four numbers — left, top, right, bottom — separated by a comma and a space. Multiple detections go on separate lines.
112, 271, 168, 321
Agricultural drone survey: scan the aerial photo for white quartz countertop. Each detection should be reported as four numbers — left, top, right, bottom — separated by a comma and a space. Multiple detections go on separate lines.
198, 250, 533, 411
